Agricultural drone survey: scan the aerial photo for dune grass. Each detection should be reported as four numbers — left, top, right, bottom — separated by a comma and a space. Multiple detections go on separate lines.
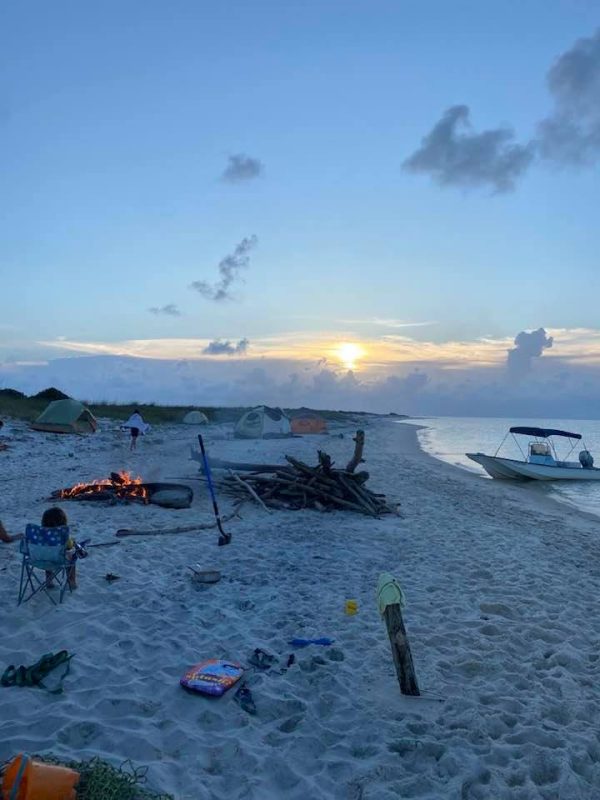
0, 387, 401, 426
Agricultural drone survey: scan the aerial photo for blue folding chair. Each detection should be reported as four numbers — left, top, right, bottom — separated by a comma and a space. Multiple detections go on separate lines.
18, 524, 73, 605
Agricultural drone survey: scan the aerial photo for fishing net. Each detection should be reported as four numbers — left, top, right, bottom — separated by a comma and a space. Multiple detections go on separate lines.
25, 755, 173, 800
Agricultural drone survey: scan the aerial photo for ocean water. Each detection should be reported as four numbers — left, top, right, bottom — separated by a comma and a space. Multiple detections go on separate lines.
405, 416, 600, 518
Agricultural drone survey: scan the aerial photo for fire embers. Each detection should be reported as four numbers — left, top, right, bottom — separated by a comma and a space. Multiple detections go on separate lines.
49, 475, 194, 509
53, 471, 150, 504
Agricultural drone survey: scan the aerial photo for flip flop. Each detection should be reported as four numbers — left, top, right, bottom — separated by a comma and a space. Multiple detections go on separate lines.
234, 683, 256, 715
247, 649, 277, 670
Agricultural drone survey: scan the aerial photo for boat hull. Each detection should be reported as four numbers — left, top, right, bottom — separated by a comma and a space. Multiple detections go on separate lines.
466, 453, 600, 482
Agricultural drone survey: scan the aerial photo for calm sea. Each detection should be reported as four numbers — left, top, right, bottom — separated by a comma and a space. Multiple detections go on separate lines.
403, 416, 600, 518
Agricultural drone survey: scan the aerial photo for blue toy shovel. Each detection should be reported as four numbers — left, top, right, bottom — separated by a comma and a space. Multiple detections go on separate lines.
198, 434, 231, 547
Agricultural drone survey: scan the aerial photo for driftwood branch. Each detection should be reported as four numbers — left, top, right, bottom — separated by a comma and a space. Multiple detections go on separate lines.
346, 429, 365, 473
116, 510, 241, 538
228, 470, 272, 514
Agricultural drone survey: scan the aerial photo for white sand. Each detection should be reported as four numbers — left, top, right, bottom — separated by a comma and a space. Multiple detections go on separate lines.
2, 417, 600, 799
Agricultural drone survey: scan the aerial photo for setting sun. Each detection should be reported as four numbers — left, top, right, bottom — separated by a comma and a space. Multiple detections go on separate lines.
337, 342, 365, 370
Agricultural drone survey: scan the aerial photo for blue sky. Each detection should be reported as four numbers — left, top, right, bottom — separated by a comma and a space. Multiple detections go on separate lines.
2, 1, 600, 413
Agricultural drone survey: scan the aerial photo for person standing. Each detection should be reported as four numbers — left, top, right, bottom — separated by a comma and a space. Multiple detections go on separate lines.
122, 409, 149, 451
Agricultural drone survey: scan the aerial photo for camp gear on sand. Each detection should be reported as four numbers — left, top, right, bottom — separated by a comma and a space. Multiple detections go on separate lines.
198, 435, 231, 546
1, 650, 73, 694
1, 755, 173, 800
2, 754, 79, 800
234, 406, 292, 439
188, 567, 221, 584
31, 399, 97, 434
18, 524, 73, 605
180, 659, 243, 696
247, 649, 277, 670
234, 683, 257, 715
182, 410, 208, 425
289, 637, 334, 648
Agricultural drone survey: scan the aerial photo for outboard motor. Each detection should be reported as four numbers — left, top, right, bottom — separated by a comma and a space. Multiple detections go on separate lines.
579, 450, 594, 469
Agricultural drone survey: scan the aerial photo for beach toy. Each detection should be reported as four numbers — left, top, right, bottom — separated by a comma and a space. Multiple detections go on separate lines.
345, 599, 358, 615
180, 659, 243, 696
2, 753, 79, 800
289, 637, 334, 648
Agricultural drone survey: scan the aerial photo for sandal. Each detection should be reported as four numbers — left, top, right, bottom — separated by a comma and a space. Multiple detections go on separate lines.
247, 649, 276, 670
234, 683, 256, 715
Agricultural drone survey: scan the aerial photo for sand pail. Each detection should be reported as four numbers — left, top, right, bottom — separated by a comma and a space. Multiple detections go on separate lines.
345, 599, 358, 615
2, 754, 79, 800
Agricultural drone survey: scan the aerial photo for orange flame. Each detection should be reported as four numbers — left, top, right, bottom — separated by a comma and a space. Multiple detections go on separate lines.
59, 471, 149, 502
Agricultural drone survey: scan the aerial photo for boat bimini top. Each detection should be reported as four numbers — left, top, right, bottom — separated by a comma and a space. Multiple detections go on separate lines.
497, 426, 590, 468
508, 426, 582, 440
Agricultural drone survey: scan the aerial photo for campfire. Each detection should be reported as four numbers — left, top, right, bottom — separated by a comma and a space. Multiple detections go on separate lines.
50, 472, 194, 509
54, 471, 150, 503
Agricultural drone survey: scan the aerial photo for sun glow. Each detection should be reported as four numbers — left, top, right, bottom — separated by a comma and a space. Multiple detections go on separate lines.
337, 342, 365, 370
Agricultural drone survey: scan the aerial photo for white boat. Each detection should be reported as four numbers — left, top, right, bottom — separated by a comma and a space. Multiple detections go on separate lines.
466, 426, 600, 482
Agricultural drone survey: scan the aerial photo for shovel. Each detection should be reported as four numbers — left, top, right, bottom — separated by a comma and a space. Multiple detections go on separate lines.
198, 434, 231, 547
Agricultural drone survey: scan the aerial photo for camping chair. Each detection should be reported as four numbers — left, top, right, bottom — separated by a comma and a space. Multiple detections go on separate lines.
18, 524, 73, 606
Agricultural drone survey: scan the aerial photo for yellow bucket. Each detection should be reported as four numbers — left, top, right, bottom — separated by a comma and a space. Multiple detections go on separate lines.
345, 599, 358, 615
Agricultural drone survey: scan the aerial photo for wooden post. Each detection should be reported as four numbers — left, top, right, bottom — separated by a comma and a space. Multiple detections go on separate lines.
346, 430, 365, 473
378, 573, 420, 696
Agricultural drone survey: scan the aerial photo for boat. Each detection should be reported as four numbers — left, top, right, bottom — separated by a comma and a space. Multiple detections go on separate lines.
466, 426, 600, 481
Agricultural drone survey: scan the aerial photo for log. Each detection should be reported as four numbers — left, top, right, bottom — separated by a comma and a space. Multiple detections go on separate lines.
87, 541, 122, 549
228, 470, 272, 514
339, 475, 379, 516
346, 429, 365, 473
116, 510, 240, 538
378, 573, 420, 697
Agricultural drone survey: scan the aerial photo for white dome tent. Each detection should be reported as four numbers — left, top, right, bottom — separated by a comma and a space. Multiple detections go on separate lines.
234, 406, 292, 439
182, 410, 209, 425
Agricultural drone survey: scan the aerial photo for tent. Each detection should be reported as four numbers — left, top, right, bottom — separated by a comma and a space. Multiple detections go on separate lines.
234, 406, 292, 439
31, 399, 97, 434
291, 413, 328, 435
182, 410, 208, 425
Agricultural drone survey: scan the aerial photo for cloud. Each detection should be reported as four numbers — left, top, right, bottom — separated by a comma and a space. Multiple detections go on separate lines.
405, 28, 600, 192
202, 338, 250, 356
221, 154, 264, 182
537, 29, 600, 165
507, 327, 553, 379
7, 336, 600, 418
148, 304, 181, 317
403, 105, 534, 192
190, 236, 258, 302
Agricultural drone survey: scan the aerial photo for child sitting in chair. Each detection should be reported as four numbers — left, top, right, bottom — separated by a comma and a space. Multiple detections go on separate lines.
42, 507, 80, 590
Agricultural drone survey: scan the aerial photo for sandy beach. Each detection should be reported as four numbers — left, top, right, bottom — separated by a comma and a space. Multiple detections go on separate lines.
2, 417, 600, 799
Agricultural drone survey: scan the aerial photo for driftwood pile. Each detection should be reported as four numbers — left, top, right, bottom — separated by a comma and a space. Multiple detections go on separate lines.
217, 430, 398, 517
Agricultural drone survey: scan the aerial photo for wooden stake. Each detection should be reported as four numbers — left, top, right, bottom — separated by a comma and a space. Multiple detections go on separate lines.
378, 573, 420, 696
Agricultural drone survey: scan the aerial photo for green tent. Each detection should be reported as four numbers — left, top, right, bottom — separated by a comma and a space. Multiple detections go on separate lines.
31, 399, 98, 434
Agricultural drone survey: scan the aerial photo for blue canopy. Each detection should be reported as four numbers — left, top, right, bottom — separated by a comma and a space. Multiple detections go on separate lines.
510, 426, 581, 440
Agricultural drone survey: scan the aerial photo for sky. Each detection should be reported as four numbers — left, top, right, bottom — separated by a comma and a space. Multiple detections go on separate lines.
2, 0, 600, 416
